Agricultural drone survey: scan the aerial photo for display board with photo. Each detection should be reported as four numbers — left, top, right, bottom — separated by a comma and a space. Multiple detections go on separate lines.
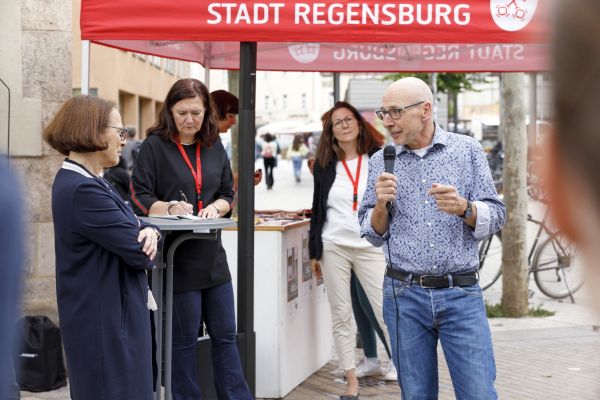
301, 232, 312, 283
287, 247, 298, 302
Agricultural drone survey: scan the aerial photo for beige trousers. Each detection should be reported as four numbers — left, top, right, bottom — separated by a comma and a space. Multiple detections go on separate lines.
321, 241, 389, 371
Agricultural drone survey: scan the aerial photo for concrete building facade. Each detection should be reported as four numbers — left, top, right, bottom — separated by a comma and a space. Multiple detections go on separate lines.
71, 0, 192, 140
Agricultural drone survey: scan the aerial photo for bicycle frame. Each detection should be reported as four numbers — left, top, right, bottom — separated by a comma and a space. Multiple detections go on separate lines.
526, 207, 554, 267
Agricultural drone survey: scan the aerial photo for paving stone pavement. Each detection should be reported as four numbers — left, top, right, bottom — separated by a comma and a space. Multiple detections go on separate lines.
20, 322, 600, 400
20, 160, 600, 399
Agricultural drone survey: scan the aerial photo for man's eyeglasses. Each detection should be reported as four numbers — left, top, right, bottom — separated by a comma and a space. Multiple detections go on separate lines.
376, 101, 425, 120
106, 126, 127, 141
332, 116, 357, 129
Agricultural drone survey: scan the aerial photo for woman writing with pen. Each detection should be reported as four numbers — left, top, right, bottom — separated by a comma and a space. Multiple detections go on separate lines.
131, 79, 252, 400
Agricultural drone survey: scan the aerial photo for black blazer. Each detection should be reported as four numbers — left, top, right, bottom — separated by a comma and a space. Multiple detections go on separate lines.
131, 135, 235, 292
309, 147, 381, 260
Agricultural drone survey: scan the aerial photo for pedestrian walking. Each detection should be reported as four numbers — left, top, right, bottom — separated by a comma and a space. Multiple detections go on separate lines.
310, 101, 395, 400
359, 77, 506, 399
261, 133, 278, 190
287, 135, 308, 183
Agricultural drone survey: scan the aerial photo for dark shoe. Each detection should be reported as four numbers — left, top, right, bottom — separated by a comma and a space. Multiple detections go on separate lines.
340, 394, 359, 400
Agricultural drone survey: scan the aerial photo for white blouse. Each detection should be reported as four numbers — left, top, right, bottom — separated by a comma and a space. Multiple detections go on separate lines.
322, 154, 372, 249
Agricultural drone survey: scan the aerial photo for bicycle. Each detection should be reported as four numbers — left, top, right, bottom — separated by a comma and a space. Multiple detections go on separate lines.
477, 207, 584, 302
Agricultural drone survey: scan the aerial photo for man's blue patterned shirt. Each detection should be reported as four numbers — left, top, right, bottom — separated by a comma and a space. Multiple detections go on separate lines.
358, 125, 506, 275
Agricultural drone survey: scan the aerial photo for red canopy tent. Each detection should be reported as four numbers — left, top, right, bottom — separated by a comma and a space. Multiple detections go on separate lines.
79, 1, 550, 398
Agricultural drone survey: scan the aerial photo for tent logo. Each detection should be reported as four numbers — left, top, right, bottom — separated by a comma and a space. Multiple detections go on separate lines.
288, 43, 320, 64
490, 0, 538, 32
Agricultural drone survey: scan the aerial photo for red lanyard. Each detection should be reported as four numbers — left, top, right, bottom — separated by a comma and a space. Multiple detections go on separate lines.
175, 141, 203, 212
341, 155, 362, 212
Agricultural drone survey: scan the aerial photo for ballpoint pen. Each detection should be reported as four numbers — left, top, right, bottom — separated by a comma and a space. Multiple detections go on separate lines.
179, 190, 188, 203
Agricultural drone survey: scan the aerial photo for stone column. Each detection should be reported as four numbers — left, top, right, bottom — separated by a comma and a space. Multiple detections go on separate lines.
2, 0, 72, 322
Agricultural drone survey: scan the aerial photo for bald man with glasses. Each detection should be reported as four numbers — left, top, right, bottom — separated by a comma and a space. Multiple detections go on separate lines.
358, 77, 505, 400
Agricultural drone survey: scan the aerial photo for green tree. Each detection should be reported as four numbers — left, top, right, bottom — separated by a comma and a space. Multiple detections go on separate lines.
383, 73, 482, 130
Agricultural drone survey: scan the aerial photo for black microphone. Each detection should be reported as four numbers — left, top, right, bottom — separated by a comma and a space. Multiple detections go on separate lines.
383, 145, 396, 213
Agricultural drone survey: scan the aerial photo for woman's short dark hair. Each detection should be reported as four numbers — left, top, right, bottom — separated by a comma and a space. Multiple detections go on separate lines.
211, 90, 239, 119
43, 95, 115, 156
148, 79, 220, 147
316, 101, 384, 168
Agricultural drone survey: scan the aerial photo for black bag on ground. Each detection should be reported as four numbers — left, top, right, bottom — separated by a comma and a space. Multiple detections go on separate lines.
13, 316, 67, 392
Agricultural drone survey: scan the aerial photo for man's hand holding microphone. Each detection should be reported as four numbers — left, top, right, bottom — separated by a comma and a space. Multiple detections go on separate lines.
372, 146, 398, 235
371, 145, 476, 233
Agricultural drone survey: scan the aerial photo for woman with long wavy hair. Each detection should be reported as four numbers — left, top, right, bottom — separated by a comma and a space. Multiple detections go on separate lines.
309, 101, 395, 400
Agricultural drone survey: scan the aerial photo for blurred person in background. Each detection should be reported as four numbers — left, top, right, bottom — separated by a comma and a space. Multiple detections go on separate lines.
44, 95, 159, 400
104, 156, 131, 202
309, 101, 395, 400
211, 89, 262, 186
121, 126, 140, 171
261, 133, 278, 190
0, 159, 23, 400
287, 135, 309, 183
545, 0, 600, 309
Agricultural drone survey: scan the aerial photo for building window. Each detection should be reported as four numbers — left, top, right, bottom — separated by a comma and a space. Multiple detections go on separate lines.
165, 59, 175, 75
265, 95, 270, 111
150, 56, 161, 69
72, 88, 98, 96
283, 94, 288, 110
301, 93, 306, 110
178, 62, 187, 78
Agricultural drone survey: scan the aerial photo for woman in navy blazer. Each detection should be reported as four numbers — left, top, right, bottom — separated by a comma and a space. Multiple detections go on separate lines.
43, 96, 160, 400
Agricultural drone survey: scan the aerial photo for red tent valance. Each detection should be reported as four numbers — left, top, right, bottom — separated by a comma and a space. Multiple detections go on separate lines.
80, 0, 550, 72
81, 0, 547, 43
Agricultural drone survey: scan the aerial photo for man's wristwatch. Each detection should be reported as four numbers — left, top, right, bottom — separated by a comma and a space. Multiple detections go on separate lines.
461, 200, 473, 219
166, 200, 178, 215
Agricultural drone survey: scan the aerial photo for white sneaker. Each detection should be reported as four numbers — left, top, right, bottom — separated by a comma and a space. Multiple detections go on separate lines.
383, 361, 398, 381
355, 357, 380, 378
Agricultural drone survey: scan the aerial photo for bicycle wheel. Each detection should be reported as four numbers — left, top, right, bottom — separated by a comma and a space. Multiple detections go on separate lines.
533, 233, 584, 299
478, 232, 503, 290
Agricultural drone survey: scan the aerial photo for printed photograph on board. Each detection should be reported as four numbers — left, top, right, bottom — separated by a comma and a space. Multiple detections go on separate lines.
287, 247, 298, 302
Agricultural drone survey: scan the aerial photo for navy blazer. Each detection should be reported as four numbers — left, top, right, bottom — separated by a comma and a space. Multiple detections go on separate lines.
309, 148, 381, 261
51, 160, 157, 400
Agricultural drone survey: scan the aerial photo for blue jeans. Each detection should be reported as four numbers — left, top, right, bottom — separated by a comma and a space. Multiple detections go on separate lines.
382, 277, 497, 400
291, 156, 303, 180
172, 282, 252, 400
